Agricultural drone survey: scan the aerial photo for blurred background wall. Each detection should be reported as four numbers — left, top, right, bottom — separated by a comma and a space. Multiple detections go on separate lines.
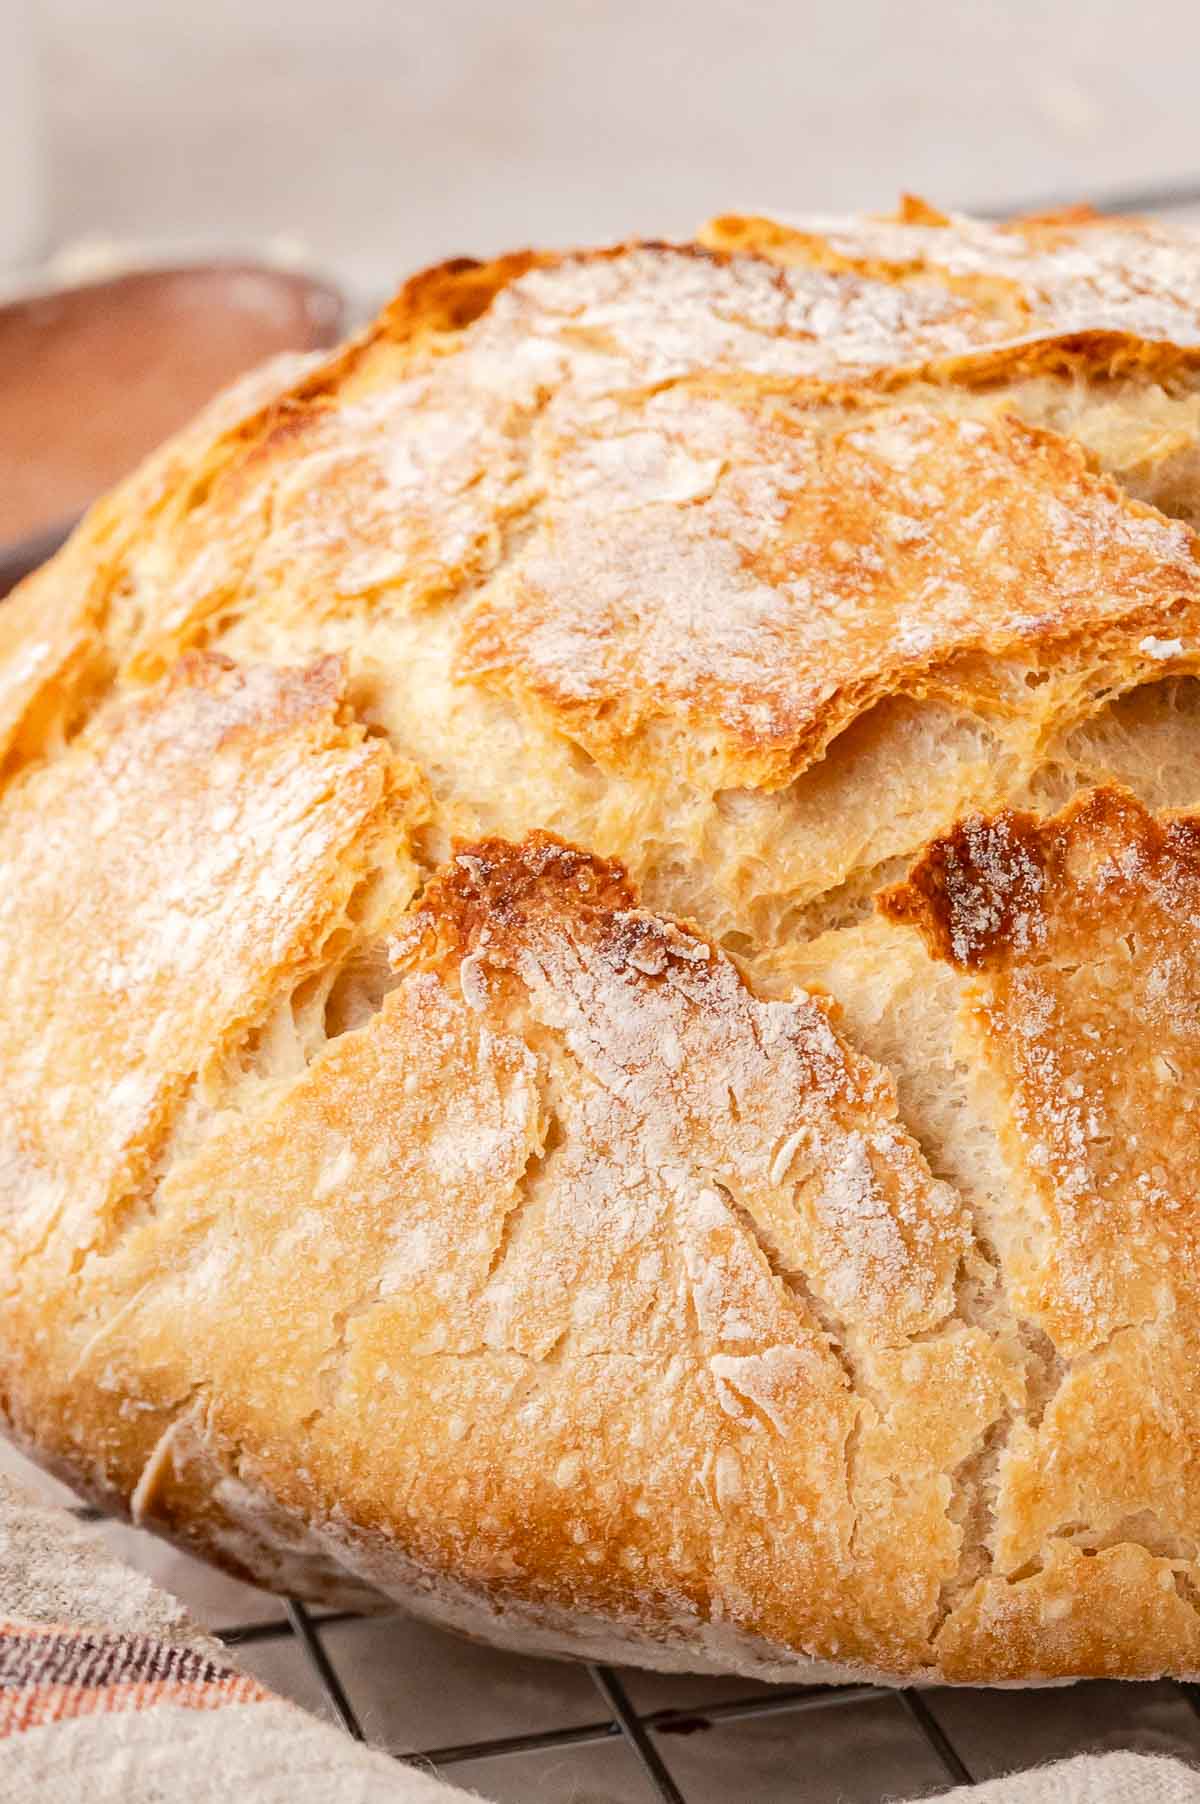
15, 0, 1200, 296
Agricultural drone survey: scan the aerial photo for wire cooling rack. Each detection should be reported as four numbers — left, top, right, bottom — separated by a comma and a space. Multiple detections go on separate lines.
239, 1602, 972, 1799
102, 1538, 1200, 1798
227, 1609, 1200, 1800
283, 1610, 976, 1799
67, 1499, 1200, 1803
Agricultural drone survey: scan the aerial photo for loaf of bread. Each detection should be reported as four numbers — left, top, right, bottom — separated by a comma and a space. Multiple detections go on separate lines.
5, 198, 1200, 1685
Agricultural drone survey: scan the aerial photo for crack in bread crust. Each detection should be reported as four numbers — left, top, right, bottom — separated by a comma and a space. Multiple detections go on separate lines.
6, 203, 1200, 1684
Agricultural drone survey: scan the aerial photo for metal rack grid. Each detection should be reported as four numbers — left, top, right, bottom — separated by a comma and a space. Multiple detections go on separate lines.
248, 1605, 965, 1800
67, 1495, 1200, 1803
235, 1611, 1200, 1800
26, 172, 1200, 1800
240, 1603, 976, 1800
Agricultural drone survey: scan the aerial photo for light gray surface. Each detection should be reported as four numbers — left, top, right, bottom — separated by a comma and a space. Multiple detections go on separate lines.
642, 1693, 953, 1804
450, 1739, 650, 1804
29, 0, 1200, 299
5, 1440, 1200, 1803
320, 1614, 601, 1754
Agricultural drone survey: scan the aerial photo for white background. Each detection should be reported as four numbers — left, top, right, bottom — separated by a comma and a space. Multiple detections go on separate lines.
30, 0, 1200, 295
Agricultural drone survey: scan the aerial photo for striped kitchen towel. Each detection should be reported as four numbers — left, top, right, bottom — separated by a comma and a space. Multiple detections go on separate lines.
0, 1472, 473, 1802
0, 1615, 270, 1735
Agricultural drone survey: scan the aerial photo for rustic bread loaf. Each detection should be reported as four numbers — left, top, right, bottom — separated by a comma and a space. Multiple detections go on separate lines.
5, 200, 1200, 1684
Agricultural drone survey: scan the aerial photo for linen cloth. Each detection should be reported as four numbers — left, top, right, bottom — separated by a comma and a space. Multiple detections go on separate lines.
0, 1473, 470, 1802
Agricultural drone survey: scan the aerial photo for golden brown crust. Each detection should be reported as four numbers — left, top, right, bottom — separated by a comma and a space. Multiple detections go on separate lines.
459, 389, 1200, 788
3, 825, 1009, 1675
0, 651, 416, 1277
700, 202, 1200, 368
375, 250, 549, 345
936, 1543, 1200, 1683
883, 786, 1200, 1345
881, 787, 1200, 1676
6, 206, 1200, 1684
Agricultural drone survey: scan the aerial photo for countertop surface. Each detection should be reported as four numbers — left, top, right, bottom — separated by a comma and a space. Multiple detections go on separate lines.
34, 0, 1200, 300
